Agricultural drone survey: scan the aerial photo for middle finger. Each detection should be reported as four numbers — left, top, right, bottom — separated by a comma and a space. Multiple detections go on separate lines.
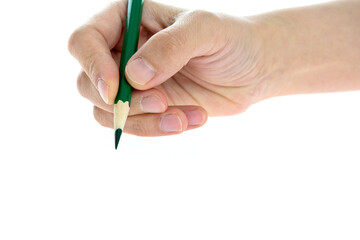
77, 70, 168, 115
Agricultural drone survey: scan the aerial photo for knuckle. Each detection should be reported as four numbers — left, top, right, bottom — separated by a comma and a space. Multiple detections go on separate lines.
85, 52, 98, 81
188, 9, 210, 19
68, 26, 101, 81
111, 0, 127, 11
187, 9, 220, 25
155, 30, 186, 67
159, 30, 184, 55
84, 49, 108, 82
93, 106, 110, 127
93, 106, 101, 123
126, 120, 150, 136
233, 101, 249, 114
76, 71, 88, 98
230, 90, 254, 114
180, 10, 222, 54
68, 27, 85, 55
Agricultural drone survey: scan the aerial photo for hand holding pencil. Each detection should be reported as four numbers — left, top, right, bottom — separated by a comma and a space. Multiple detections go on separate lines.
69, 0, 360, 139
114, 0, 143, 149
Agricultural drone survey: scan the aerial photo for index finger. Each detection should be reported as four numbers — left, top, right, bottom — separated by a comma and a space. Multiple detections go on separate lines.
68, 0, 185, 104
68, 1, 127, 104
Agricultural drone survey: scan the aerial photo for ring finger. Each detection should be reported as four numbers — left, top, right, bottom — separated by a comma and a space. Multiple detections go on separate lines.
93, 105, 207, 136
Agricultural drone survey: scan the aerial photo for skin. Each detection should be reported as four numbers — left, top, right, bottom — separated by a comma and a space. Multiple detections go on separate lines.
68, 0, 360, 137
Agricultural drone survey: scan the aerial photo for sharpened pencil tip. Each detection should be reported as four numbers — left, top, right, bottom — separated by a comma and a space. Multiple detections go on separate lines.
115, 128, 122, 150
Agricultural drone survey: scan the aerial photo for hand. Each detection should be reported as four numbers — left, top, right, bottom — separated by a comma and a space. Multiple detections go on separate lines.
69, 0, 360, 137
68, 0, 272, 136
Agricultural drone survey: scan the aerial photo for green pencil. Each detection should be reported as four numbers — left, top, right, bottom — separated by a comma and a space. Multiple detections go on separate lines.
114, 0, 144, 149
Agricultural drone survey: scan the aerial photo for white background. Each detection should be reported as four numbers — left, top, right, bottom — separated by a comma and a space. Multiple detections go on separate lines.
0, 0, 359, 239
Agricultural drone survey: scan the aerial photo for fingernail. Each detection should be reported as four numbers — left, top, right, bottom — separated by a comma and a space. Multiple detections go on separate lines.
185, 110, 204, 126
97, 78, 108, 104
160, 114, 182, 132
140, 95, 166, 113
126, 58, 155, 85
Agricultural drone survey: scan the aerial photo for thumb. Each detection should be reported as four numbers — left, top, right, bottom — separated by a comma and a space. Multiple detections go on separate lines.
125, 10, 221, 90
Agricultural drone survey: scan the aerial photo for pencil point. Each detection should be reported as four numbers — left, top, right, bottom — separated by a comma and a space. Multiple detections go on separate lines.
115, 128, 122, 150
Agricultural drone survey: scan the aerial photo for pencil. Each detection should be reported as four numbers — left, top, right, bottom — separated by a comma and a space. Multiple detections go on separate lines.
114, 0, 144, 149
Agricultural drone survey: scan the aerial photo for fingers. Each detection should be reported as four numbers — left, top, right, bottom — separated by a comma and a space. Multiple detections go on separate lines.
93, 106, 208, 136
68, 1, 129, 104
140, 0, 184, 33
68, 0, 185, 104
125, 10, 224, 90
68, 25, 119, 104
77, 70, 168, 116
69, 1, 216, 137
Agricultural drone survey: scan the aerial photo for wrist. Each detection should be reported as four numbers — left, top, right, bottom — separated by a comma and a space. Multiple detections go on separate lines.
250, 1, 360, 99
244, 13, 291, 101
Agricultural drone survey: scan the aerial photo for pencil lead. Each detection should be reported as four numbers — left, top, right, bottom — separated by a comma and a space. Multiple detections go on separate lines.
115, 128, 122, 150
